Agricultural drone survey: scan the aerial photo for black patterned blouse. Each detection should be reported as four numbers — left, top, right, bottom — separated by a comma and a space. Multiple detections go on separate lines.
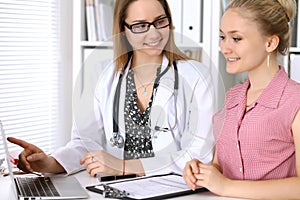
123, 68, 160, 160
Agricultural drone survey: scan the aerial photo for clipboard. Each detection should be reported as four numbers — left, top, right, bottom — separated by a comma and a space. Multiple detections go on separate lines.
86, 173, 207, 199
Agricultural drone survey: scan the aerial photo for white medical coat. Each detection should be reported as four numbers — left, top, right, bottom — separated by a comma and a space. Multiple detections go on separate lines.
51, 55, 216, 175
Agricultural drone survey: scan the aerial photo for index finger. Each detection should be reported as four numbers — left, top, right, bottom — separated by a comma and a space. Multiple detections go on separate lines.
7, 137, 40, 151
189, 159, 201, 174
183, 163, 197, 190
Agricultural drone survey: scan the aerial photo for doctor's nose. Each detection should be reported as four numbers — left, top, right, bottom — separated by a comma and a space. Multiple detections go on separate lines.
147, 25, 161, 36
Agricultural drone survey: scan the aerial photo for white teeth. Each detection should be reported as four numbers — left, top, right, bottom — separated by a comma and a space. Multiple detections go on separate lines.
146, 41, 160, 46
227, 57, 239, 61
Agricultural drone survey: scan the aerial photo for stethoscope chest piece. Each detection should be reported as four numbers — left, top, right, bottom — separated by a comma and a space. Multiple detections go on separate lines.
110, 132, 124, 148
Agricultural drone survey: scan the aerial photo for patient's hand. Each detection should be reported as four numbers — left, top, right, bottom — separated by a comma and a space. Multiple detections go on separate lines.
183, 158, 202, 190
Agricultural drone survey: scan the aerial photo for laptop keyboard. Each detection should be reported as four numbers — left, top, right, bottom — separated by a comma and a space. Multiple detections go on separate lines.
15, 176, 60, 197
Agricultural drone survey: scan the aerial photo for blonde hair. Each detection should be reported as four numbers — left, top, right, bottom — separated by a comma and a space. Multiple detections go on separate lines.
226, 0, 296, 55
112, 0, 189, 73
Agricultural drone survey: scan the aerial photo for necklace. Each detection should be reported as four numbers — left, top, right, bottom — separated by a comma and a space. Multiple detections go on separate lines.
133, 71, 156, 96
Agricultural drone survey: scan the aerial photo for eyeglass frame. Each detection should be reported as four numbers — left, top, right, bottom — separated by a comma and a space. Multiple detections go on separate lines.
124, 16, 171, 34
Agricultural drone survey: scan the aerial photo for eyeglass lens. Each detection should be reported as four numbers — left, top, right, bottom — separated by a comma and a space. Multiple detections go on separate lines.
127, 17, 170, 33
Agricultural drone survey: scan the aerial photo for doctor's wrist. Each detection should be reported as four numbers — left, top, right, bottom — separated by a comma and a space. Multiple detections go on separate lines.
45, 155, 66, 174
125, 159, 145, 177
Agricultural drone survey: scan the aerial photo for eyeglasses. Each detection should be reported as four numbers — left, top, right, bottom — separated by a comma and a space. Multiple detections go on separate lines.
124, 16, 170, 34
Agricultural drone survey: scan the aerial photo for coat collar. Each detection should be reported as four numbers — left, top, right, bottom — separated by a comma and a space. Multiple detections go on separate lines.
225, 67, 289, 110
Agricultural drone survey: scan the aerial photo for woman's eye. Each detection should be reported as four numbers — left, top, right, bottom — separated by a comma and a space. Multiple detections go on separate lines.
219, 35, 225, 40
233, 37, 241, 42
134, 24, 146, 29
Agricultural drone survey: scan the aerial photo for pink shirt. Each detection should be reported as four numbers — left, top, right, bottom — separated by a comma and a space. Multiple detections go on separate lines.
214, 67, 300, 180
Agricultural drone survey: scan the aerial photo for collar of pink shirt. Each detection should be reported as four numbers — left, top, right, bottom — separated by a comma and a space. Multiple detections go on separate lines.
224, 66, 288, 110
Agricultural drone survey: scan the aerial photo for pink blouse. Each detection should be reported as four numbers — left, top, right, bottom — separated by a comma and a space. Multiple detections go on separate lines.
214, 67, 300, 180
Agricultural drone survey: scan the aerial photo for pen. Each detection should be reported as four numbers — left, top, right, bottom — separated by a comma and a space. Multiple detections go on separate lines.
99, 174, 137, 182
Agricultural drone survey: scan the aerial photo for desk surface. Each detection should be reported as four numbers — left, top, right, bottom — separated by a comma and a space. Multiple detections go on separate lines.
0, 171, 241, 200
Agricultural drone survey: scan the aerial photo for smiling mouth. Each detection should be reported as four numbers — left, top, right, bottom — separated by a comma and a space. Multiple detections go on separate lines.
227, 57, 240, 62
144, 40, 162, 47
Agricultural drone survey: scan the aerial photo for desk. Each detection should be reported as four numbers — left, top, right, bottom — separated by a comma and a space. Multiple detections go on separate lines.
0, 171, 242, 200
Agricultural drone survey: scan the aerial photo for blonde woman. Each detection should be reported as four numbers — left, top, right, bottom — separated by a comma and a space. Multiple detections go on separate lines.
184, 0, 300, 199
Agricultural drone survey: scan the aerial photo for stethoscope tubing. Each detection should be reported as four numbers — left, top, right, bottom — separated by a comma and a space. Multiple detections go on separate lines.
110, 60, 178, 148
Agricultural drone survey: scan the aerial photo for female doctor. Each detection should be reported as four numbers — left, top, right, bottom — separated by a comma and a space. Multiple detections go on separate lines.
8, 0, 215, 177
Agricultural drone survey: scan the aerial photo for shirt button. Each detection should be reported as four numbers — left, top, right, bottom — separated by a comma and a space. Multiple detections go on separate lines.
237, 144, 239, 149
239, 168, 243, 172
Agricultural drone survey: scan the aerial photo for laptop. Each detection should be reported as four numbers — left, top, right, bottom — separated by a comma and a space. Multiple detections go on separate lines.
0, 121, 89, 200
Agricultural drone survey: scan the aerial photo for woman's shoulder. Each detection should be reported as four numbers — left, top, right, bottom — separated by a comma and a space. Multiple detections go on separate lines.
82, 58, 115, 81
176, 59, 209, 70
95, 58, 115, 76
284, 78, 300, 102
176, 59, 210, 79
92, 59, 118, 98
286, 78, 300, 92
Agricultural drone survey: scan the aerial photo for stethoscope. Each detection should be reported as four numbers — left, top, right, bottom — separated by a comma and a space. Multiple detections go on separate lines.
110, 60, 179, 148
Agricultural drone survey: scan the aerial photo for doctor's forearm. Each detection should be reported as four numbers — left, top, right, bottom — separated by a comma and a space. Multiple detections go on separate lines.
125, 159, 145, 177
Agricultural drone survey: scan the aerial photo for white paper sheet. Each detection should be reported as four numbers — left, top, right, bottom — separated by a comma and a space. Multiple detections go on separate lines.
95, 174, 202, 199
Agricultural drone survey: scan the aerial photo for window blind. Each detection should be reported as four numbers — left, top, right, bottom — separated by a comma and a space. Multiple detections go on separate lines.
0, 0, 62, 158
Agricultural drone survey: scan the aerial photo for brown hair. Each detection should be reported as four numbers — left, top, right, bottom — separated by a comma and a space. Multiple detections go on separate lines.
112, 0, 189, 73
226, 0, 296, 55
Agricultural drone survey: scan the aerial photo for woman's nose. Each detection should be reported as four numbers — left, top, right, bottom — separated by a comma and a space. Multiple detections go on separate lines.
147, 25, 161, 37
220, 40, 232, 55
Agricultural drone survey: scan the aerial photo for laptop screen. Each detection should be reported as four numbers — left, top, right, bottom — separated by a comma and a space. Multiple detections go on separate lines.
0, 120, 20, 199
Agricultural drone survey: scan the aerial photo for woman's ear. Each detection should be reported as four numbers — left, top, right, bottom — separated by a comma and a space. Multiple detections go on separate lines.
266, 35, 279, 53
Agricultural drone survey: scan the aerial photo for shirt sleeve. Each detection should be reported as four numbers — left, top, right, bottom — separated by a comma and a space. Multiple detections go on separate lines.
51, 59, 112, 175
